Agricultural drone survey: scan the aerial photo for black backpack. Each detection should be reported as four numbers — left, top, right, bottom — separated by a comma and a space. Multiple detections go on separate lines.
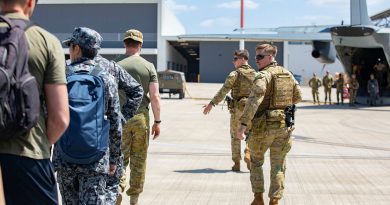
0, 16, 40, 140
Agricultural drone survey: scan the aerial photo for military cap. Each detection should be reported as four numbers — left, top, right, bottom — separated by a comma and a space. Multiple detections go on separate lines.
62, 27, 102, 50
123, 29, 143, 43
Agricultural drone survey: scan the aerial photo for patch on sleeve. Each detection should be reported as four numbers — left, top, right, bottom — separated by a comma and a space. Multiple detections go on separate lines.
254, 71, 266, 80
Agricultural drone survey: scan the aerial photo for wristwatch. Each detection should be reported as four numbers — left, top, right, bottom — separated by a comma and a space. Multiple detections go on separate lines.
154, 120, 161, 124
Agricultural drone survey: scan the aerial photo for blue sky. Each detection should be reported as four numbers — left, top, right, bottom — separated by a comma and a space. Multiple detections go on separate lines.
167, 0, 390, 34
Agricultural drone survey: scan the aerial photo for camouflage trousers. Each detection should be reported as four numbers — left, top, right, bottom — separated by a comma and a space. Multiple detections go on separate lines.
57, 169, 108, 205
248, 117, 292, 199
336, 89, 344, 104
119, 111, 150, 199
230, 107, 251, 163
324, 88, 332, 103
106, 155, 123, 205
311, 89, 320, 103
349, 89, 357, 104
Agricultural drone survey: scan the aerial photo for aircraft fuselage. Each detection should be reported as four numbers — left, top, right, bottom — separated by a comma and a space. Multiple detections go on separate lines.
331, 25, 390, 105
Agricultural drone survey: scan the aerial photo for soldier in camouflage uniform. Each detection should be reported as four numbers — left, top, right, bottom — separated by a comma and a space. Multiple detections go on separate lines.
308, 73, 321, 104
116, 29, 161, 205
203, 49, 256, 172
236, 44, 302, 205
52, 27, 122, 205
367, 74, 379, 106
336, 73, 345, 105
322, 70, 334, 104
94, 55, 143, 204
348, 74, 359, 106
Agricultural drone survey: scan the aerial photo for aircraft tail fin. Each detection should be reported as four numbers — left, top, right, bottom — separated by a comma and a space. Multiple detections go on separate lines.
351, 0, 373, 25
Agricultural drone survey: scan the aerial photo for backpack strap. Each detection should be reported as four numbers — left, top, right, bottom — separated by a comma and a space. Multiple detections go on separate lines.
0, 15, 34, 31
0, 15, 15, 32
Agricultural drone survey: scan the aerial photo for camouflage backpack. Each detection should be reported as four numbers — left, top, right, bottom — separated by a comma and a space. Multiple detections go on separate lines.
232, 66, 256, 99
269, 67, 295, 109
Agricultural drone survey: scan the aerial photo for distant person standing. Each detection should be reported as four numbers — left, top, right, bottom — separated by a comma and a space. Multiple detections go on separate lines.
322, 70, 334, 104
308, 73, 322, 104
203, 49, 256, 172
373, 60, 386, 87
349, 74, 359, 106
336, 73, 344, 105
387, 70, 390, 89
0, 0, 70, 204
367, 74, 379, 106
116, 29, 161, 205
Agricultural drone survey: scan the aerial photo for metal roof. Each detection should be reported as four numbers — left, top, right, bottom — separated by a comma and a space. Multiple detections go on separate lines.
370, 8, 390, 21
177, 33, 332, 42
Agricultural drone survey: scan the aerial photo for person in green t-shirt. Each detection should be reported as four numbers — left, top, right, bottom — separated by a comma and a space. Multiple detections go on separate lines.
116, 29, 161, 205
0, 0, 70, 204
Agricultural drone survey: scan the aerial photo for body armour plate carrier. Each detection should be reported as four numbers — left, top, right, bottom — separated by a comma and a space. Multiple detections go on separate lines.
231, 66, 256, 100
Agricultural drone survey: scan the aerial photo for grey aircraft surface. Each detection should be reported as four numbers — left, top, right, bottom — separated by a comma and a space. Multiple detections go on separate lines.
177, 0, 390, 105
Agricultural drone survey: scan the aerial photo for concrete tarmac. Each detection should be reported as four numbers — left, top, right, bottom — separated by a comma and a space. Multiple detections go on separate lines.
117, 83, 390, 205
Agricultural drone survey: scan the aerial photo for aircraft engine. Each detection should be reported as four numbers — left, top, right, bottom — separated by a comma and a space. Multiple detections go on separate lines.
311, 41, 336, 64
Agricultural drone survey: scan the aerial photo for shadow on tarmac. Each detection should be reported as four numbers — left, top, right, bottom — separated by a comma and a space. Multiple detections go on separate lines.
298, 103, 390, 112
174, 168, 248, 174
293, 135, 390, 151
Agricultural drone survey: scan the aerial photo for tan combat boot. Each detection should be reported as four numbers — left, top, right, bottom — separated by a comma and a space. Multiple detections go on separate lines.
251, 193, 264, 205
269, 198, 279, 205
115, 194, 122, 205
130, 195, 139, 205
244, 150, 251, 171
115, 187, 124, 205
232, 161, 240, 172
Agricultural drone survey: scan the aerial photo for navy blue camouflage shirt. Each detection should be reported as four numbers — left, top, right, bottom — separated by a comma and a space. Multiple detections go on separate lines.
94, 55, 143, 121
53, 58, 122, 174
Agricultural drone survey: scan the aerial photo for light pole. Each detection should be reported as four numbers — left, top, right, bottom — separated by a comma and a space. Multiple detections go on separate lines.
239, 0, 245, 50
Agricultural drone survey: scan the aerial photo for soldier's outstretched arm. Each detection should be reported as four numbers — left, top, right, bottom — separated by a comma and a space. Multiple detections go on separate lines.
203, 102, 214, 115
209, 71, 238, 106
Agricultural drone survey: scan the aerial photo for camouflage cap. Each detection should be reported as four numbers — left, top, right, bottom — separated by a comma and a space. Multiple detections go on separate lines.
123, 29, 143, 43
62, 27, 102, 50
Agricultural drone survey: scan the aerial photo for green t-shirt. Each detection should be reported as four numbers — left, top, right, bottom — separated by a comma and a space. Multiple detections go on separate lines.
0, 13, 66, 159
118, 56, 157, 113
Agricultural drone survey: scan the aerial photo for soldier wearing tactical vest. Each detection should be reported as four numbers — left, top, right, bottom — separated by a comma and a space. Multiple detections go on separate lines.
349, 74, 359, 106
322, 70, 334, 104
203, 49, 256, 172
336, 73, 345, 105
236, 44, 302, 205
308, 73, 322, 104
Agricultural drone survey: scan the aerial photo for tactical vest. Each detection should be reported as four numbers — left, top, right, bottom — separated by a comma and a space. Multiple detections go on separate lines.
350, 79, 359, 90
256, 64, 295, 112
231, 65, 256, 100
323, 75, 333, 88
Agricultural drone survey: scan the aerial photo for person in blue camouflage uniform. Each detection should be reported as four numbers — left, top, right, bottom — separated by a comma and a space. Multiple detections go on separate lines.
93, 55, 143, 204
52, 27, 122, 205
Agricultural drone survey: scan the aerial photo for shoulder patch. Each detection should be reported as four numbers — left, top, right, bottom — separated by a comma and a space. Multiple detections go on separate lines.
254, 71, 267, 80
228, 70, 239, 77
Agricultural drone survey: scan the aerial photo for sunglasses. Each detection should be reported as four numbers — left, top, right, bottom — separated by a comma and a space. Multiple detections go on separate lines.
233, 57, 241, 62
255, 54, 269, 61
